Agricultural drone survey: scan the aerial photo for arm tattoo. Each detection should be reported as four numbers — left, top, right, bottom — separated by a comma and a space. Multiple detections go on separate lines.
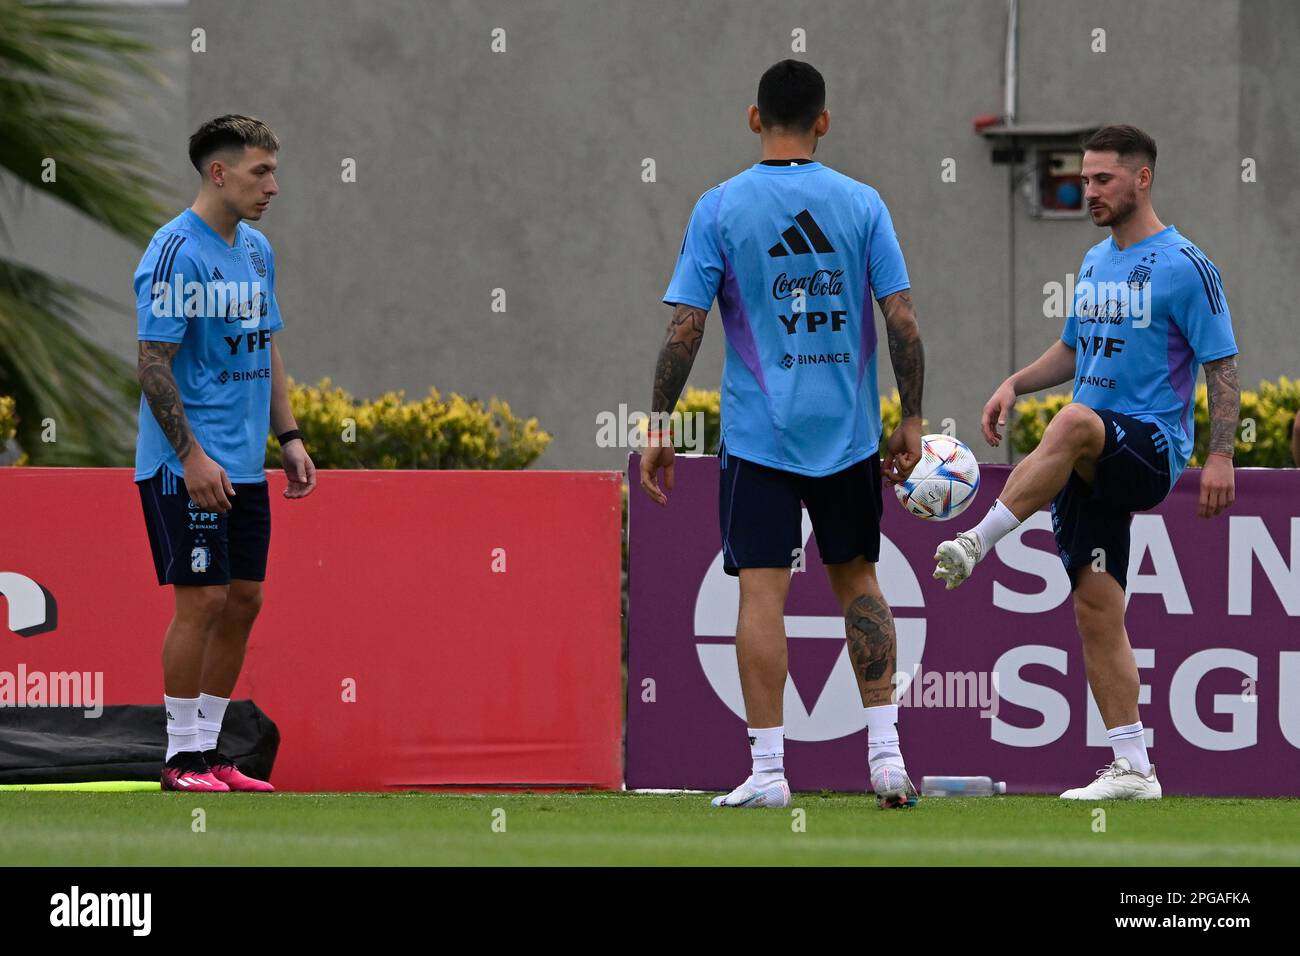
845, 594, 896, 708
880, 290, 925, 419
137, 341, 196, 462
651, 303, 707, 415
1203, 355, 1240, 457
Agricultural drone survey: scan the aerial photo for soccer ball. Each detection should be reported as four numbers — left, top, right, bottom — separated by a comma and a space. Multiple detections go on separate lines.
894, 434, 980, 521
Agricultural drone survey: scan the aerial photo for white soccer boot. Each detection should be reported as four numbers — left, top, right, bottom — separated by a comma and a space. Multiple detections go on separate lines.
870, 763, 919, 809
710, 774, 792, 808
932, 532, 982, 590
1059, 758, 1162, 800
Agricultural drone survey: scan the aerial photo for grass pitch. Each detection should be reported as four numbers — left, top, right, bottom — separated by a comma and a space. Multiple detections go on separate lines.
3, 791, 1298, 866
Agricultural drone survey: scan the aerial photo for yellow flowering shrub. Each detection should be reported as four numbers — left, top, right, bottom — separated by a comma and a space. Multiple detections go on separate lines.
0, 394, 16, 448
265, 378, 550, 469
1012, 377, 1300, 467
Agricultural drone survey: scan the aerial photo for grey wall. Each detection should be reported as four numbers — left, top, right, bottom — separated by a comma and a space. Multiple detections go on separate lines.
11, 0, 1300, 467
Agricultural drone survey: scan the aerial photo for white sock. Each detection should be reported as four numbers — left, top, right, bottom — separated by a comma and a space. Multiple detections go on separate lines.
748, 726, 784, 782
196, 693, 230, 753
967, 499, 1021, 557
164, 695, 200, 761
1107, 721, 1150, 775
865, 704, 904, 770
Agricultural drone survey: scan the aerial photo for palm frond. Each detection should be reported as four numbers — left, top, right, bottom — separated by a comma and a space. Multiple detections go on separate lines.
0, 258, 137, 465
0, 0, 170, 243
0, 1, 171, 465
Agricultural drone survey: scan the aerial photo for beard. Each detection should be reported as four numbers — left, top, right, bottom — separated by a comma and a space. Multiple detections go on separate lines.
1089, 187, 1138, 227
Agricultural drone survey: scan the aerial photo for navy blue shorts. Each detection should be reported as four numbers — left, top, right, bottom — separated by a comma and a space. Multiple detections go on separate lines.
718, 441, 882, 576
1050, 409, 1172, 592
137, 466, 271, 587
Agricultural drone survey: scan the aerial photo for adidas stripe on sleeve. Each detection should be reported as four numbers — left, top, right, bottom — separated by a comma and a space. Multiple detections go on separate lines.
135, 233, 203, 343
1171, 244, 1237, 363
663, 186, 725, 310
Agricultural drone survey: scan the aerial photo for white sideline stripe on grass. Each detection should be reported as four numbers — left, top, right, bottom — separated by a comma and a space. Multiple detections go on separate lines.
631, 788, 710, 795
10, 828, 1300, 865
3, 829, 386, 851
403, 832, 1300, 864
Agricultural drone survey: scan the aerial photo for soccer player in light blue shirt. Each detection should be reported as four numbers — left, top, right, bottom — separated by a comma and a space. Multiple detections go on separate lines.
642, 61, 928, 811
135, 211, 284, 485
660, 154, 912, 477
135, 115, 317, 793
934, 125, 1241, 800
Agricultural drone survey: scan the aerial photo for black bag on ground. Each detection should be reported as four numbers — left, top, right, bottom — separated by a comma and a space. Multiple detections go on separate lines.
0, 700, 278, 784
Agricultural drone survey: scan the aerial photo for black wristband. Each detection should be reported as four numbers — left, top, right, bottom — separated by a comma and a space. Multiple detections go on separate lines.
277, 429, 304, 447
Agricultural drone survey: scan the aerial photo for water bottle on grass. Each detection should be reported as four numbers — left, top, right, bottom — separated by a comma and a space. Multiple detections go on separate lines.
922, 776, 1007, 796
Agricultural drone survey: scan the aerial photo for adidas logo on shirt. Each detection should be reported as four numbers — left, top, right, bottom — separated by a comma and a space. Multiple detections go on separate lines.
767, 209, 836, 258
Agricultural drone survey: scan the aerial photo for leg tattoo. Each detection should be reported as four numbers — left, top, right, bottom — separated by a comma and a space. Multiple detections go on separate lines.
845, 594, 896, 708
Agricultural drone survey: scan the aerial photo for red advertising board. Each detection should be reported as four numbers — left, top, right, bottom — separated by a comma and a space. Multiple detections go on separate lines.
0, 468, 624, 791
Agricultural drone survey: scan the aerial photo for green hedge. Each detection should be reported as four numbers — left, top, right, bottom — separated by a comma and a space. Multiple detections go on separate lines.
264, 378, 551, 469
1012, 376, 1300, 467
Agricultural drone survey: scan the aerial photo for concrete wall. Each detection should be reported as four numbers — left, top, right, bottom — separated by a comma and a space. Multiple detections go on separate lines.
10, 0, 1299, 467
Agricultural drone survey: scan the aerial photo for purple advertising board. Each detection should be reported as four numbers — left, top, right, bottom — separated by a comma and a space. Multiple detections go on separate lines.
627, 454, 1299, 796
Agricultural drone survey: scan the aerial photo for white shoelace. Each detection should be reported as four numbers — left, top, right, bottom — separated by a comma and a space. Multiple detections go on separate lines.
957, 532, 982, 562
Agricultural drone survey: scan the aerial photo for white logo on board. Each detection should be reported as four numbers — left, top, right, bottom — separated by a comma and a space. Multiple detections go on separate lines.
694, 512, 926, 742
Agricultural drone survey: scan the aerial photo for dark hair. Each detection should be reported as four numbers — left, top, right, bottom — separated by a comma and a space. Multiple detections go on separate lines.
757, 60, 825, 132
1082, 124, 1156, 171
188, 114, 280, 174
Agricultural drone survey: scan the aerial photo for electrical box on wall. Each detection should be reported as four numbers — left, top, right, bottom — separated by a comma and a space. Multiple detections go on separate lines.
974, 120, 1100, 220
1033, 148, 1085, 218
